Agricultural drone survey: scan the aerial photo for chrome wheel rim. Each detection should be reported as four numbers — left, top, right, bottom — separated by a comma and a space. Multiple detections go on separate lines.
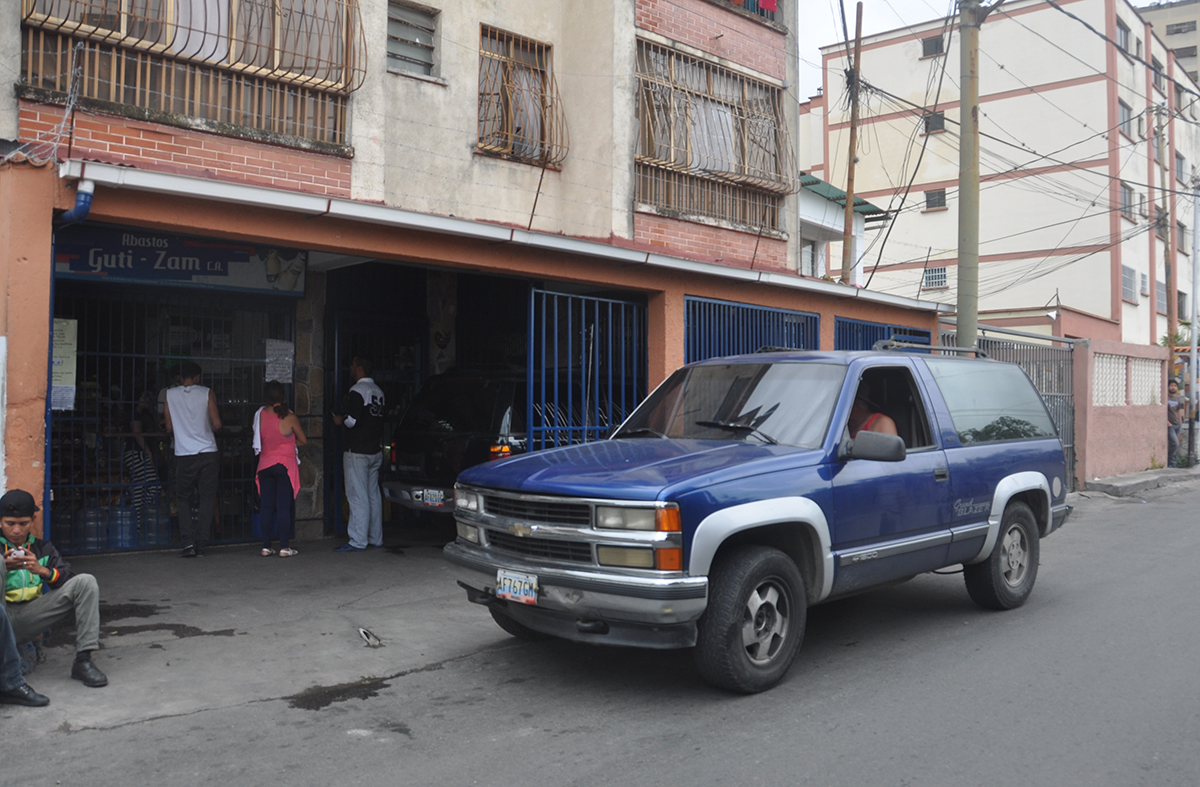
1000, 524, 1029, 588
742, 578, 790, 665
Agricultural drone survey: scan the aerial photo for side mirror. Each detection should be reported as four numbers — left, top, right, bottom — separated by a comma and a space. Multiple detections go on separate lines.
839, 430, 907, 462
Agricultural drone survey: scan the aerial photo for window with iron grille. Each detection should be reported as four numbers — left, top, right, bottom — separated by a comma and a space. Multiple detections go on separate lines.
1122, 265, 1137, 302
922, 35, 944, 57
1116, 19, 1131, 52
1158, 280, 1168, 314
478, 27, 568, 167
388, 2, 436, 76
20, 0, 365, 146
635, 40, 796, 229
1121, 182, 1135, 219
716, 0, 777, 21
1167, 21, 1197, 34
924, 111, 945, 133
1176, 46, 1198, 59
922, 266, 947, 289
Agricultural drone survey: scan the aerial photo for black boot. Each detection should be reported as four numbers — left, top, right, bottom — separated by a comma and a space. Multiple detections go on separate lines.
71, 652, 108, 688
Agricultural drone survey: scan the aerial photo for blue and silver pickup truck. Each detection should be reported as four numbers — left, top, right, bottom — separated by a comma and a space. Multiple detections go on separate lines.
444, 349, 1072, 693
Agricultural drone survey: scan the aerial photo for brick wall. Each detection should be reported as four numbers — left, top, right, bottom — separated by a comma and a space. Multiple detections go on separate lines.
635, 0, 786, 79
18, 101, 351, 197
635, 212, 789, 270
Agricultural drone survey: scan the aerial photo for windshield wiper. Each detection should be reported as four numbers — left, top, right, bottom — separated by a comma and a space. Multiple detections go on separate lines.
694, 420, 779, 445
615, 426, 669, 439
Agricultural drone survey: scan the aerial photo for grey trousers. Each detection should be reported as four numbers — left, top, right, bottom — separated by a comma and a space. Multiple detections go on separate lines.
176, 451, 220, 548
4, 574, 101, 654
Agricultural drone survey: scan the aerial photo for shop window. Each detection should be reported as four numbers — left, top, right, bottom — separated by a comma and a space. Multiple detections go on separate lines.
478, 26, 568, 166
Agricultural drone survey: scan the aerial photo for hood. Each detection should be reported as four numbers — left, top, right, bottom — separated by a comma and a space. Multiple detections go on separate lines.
456, 438, 823, 500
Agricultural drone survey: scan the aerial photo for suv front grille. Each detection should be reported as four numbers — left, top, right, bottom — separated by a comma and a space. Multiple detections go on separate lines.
484, 495, 591, 526
486, 530, 594, 563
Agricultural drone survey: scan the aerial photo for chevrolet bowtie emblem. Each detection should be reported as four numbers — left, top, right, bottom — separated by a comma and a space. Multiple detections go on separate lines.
508, 522, 533, 537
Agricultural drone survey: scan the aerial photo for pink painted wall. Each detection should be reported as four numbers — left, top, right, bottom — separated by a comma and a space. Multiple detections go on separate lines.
1074, 338, 1169, 486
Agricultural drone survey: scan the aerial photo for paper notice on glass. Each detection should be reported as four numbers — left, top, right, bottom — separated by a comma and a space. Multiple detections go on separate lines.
265, 339, 294, 384
51, 318, 78, 410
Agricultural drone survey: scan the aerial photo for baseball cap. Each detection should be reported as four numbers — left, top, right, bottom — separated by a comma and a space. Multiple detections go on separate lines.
0, 489, 39, 518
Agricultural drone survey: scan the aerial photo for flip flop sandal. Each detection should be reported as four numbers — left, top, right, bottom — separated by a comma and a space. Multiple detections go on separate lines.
279, 548, 298, 558
261, 548, 276, 557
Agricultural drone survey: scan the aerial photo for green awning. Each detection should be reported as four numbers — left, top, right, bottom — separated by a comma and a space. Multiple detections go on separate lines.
800, 173, 887, 220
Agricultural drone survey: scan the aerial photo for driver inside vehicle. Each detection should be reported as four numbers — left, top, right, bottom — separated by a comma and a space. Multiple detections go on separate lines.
848, 393, 898, 438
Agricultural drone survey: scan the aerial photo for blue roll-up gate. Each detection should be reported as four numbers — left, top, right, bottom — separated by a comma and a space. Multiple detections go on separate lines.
834, 317, 932, 351
685, 296, 819, 363
528, 290, 647, 450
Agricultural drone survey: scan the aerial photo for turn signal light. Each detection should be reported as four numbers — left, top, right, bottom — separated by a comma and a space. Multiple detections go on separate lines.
655, 507, 681, 532
489, 444, 511, 461
655, 547, 683, 571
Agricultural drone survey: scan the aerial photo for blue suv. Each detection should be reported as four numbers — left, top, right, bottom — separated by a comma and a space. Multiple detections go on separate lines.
444, 349, 1072, 693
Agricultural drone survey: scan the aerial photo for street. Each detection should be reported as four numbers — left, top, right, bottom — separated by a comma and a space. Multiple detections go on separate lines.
5, 482, 1200, 787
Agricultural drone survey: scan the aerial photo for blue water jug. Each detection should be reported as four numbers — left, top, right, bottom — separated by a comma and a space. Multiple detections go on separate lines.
108, 504, 137, 549
75, 502, 106, 552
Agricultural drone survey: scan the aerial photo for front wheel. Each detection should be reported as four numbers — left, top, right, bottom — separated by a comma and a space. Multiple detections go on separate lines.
964, 500, 1040, 610
694, 546, 806, 694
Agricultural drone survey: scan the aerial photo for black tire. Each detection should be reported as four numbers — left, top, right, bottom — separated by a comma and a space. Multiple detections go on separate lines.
489, 606, 549, 641
964, 500, 1040, 610
694, 546, 807, 694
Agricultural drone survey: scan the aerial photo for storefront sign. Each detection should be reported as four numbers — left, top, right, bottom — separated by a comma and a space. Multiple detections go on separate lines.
54, 227, 306, 297
51, 318, 78, 410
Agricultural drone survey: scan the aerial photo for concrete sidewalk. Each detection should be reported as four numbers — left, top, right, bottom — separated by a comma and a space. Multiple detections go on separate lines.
1084, 463, 1200, 497
4, 533, 511, 735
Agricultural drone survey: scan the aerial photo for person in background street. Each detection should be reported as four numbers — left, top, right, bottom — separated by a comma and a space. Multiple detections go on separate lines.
333, 355, 385, 552
164, 361, 221, 558
124, 390, 163, 528
0, 605, 49, 707
1167, 378, 1185, 468
254, 381, 306, 558
0, 489, 107, 690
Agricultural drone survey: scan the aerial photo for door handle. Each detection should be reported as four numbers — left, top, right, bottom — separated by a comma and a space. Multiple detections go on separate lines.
933, 467, 949, 482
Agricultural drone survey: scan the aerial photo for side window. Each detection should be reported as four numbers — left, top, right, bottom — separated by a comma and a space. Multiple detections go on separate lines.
925, 359, 1057, 444
851, 366, 934, 450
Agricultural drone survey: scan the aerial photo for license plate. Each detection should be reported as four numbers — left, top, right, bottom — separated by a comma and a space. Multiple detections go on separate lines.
418, 488, 444, 507
495, 569, 538, 605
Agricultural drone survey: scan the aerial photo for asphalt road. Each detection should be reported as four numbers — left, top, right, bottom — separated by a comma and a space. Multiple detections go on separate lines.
6, 483, 1200, 787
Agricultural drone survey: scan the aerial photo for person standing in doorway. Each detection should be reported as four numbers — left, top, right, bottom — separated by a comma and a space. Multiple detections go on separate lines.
164, 361, 222, 558
332, 355, 384, 552
254, 381, 306, 558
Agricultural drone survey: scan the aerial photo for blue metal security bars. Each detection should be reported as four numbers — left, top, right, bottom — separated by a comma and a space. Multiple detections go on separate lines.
528, 290, 647, 450
834, 317, 932, 351
685, 297, 819, 363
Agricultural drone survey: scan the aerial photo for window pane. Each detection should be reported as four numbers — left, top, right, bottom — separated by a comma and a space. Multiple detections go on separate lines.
926, 359, 1057, 444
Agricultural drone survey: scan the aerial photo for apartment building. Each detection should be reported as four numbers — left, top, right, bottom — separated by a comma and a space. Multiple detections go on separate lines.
2, 0, 945, 551
801, 0, 1200, 346
1141, 0, 1200, 81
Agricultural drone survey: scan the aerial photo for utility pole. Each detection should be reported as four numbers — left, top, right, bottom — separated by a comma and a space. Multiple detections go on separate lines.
1159, 107, 1177, 346
957, 0, 1003, 349
841, 2, 864, 284
1190, 174, 1198, 466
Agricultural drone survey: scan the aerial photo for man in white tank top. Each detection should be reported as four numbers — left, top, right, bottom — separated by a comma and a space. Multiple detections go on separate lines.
164, 361, 222, 558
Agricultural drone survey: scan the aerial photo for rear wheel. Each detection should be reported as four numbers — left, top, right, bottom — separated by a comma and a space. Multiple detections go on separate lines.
964, 500, 1040, 610
694, 546, 806, 694
489, 606, 549, 641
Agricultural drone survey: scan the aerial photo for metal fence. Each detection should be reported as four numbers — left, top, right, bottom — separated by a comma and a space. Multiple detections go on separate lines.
685, 296, 819, 362
941, 324, 1077, 490
835, 317, 932, 351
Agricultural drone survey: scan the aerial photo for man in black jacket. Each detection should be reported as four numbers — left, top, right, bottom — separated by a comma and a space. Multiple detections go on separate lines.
0, 489, 107, 688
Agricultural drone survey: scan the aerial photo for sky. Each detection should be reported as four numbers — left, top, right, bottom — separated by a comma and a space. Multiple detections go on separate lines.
798, 0, 963, 97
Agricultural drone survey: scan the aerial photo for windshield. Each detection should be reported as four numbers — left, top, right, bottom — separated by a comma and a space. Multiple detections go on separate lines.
614, 362, 846, 448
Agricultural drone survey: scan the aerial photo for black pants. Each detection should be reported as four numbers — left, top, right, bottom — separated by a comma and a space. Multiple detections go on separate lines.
175, 451, 219, 548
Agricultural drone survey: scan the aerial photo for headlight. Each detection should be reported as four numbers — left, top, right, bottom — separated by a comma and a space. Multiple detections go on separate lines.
595, 506, 656, 531
456, 522, 479, 543
597, 546, 655, 568
455, 489, 481, 513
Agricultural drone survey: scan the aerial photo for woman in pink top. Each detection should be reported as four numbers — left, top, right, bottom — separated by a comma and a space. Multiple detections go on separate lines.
255, 381, 307, 557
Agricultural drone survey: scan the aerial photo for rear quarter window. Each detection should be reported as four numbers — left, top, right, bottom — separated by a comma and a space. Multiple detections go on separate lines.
925, 358, 1057, 444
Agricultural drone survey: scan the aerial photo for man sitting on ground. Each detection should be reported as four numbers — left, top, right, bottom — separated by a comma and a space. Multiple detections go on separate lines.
0, 604, 49, 707
0, 489, 107, 688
